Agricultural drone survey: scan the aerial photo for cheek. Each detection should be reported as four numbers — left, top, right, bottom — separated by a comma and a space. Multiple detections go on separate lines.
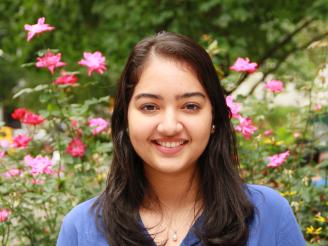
185, 114, 212, 141
127, 109, 153, 145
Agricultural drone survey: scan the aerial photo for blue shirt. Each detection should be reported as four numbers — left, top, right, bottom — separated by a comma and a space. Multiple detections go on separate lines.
57, 185, 306, 245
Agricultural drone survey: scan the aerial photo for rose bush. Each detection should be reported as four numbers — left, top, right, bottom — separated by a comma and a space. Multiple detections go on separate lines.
0, 17, 327, 245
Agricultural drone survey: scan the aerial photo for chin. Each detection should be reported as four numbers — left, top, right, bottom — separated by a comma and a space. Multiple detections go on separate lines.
145, 160, 196, 175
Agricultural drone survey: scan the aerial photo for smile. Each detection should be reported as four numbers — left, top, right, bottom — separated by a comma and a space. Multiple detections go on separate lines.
156, 140, 185, 148
151, 139, 188, 155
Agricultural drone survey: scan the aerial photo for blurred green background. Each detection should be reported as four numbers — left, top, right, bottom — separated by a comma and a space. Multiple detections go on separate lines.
1, 0, 327, 116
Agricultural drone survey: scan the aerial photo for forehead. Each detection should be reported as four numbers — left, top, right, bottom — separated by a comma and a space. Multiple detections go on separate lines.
133, 56, 206, 94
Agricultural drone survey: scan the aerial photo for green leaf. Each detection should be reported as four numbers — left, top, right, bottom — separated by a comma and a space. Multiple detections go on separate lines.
13, 84, 49, 99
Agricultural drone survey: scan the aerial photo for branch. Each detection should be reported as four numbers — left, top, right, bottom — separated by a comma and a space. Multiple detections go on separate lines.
257, 17, 315, 67
246, 30, 328, 96
227, 18, 315, 94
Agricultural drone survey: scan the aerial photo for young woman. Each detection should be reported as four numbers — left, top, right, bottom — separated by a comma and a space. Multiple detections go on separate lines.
57, 32, 306, 246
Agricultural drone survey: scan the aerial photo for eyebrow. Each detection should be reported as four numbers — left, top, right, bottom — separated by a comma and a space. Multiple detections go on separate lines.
134, 92, 206, 101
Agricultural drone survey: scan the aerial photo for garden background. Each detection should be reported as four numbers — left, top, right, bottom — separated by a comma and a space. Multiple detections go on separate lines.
0, 0, 327, 245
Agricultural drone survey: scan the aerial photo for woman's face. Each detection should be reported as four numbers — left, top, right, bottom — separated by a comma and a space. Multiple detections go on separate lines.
127, 55, 213, 176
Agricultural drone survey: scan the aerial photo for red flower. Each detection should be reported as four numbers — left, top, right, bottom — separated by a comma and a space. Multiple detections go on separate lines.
54, 71, 79, 86
36, 51, 66, 74
21, 112, 44, 125
12, 108, 28, 120
12, 134, 32, 148
66, 138, 86, 157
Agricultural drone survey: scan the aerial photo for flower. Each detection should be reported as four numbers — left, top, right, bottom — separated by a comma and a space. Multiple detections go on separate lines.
70, 119, 83, 137
267, 150, 290, 168
31, 179, 45, 185
24, 155, 54, 176
4, 168, 23, 178
12, 134, 32, 148
66, 138, 86, 157
264, 130, 273, 136
88, 117, 109, 135
230, 57, 258, 73
54, 71, 79, 86
36, 51, 66, 74
314, 214, 326, 223
78, 51, 107, 76
21, 112, 44, 125
225, 96, 241, 119
11, 108, 28, 120
265, 80, 284, 93
314, 103, 321, 111
0, 209, 10, 223
71, 118, 79, 128
235, 117, 257, 139
24, 17, 55, 41
0, 151, 5, 159
306, 226, 322, 235
12, 108, 44, 125
0, 140, 10, 149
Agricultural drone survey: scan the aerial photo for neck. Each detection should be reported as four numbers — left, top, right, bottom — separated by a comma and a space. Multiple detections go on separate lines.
142, 165, 201, 211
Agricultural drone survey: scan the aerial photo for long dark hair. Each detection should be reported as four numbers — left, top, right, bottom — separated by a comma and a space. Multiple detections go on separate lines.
93, 32, 254, 246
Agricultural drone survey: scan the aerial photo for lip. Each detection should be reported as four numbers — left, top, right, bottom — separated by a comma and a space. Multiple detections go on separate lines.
151, 138, 188, 155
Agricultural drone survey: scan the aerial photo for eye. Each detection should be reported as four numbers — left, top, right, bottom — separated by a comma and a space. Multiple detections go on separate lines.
140, 103, 159, 112
183, 103, 200, 112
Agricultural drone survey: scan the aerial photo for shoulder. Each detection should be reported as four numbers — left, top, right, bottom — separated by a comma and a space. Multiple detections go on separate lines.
63, 197, 98, 225
57, 197, 108, 246
245, 184, 291, 225
245, 184, 306, 246
245, 184, 289, 209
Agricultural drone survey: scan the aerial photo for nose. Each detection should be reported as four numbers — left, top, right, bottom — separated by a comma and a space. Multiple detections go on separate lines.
157, 109, 183, 136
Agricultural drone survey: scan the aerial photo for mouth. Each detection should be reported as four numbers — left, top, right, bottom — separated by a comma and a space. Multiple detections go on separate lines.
151, 139, 189, 155
152, 139, 188, 147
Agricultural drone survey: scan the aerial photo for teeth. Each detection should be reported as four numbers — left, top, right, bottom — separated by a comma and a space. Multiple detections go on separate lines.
157, 140, 185, 148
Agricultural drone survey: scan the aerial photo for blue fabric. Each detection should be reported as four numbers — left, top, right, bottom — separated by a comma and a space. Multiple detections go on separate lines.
57, 184, 306, 246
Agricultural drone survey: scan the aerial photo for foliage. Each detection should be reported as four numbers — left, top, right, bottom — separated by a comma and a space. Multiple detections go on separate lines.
0, 6, 328, 246
1, 0, 328, 108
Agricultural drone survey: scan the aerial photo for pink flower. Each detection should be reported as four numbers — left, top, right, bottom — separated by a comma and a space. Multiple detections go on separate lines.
230, 57, 258, 73
31, 179, 45, 185
24, 155, 54, 176
71, 119, 79, 128
36, 51, 66, 74
66, 138, 86, 157
88, 118, 109, 135
12, 108, 28, 120
12, 134, 32, 148
70, 119, 83, 137
78, 51, 107, 76
24, 17, 55, 41
54, 71, 79, 86
21, 112, 44, 125
0, 151, 5, 159
235, 117, 257, 139
265, 80, 284, 93
267, 150, 290, 168
0, 209, 10, 223
264, 130, 273, 136
226, 96, 241, 119
314, 104, 321, 111
0, 140, 10, 149
293, 132, 300, 138
4, 168, 23, 178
